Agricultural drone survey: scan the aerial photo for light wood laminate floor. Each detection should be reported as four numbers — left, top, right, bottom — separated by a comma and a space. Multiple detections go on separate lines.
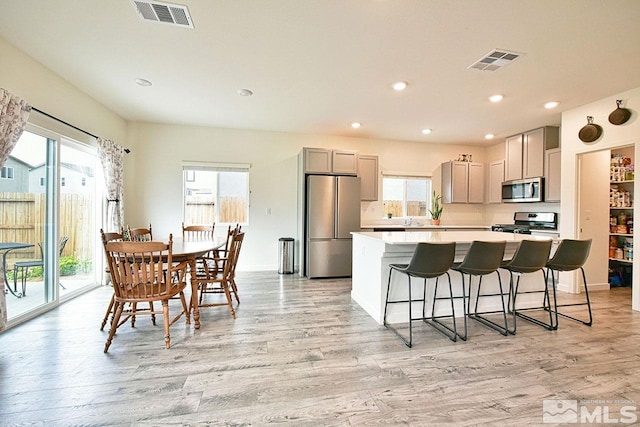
0, 271, 638, 426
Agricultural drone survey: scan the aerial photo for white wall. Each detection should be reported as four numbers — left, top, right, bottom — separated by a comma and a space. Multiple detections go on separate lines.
0, 37, 126, 143
560, 86, 639, 309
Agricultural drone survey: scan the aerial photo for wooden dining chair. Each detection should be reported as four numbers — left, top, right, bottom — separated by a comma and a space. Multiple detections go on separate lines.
181, 222, 215, 241
100, 229, 123, 331
182, 222, 215, 264
101, 229, 158, 330
128, 224, 153, 242
193, 231, 244, 319
103, 234, 189, 352
211, 224, 242, 302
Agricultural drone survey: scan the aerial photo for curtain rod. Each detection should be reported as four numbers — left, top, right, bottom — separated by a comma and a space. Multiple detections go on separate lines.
31, 107, 131, 153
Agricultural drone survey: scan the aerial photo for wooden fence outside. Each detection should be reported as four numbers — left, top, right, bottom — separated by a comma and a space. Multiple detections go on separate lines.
1, 191, 247, 267
0, 192, 94, 265
184, 197, 247, 225
383, 200, 426, 218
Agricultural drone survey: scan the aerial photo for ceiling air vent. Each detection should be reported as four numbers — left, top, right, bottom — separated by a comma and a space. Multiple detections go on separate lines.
468, 49, 522, 71
131, 0, 194, 28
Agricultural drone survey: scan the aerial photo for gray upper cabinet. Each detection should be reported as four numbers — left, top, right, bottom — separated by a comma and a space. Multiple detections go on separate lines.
505, 134, 524, 181
505, 126, 559, 181
303, 148, 332, 174
358, 154, 379, 201
441, 161, 484, 203
302, 148, 358, 175
487, 160, 505, 204
332, 150, 358, 175
523, 127, 545, 178
545, 148, 561, 202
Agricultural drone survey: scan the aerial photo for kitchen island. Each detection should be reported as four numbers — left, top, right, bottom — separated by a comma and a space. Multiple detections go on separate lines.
360, 223, 491, 232
351, 230, 553, 325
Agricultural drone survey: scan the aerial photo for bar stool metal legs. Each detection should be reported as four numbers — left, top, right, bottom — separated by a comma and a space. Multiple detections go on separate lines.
425, 271, 460, 342
509, 269, 557, 332
502, 239, 554, 333
383, 242, 456, 347
469, 272, 509, 336
452, 240, 507, 339
545, 239, 593, 327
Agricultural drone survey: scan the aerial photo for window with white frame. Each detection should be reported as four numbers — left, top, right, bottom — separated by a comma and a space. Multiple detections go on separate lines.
382, 174, 431, 217
182, 162, 250, 225
1, 166, 14, 179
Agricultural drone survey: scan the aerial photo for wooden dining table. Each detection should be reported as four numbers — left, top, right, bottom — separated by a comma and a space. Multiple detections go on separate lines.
169, 237, 226, 329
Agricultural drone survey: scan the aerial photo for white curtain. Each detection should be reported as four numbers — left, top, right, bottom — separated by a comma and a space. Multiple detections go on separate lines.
97, 138, 125, 233
0, 89, 31, 331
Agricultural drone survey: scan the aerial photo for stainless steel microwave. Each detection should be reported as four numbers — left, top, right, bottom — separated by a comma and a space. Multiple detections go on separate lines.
501, 177, 544, 203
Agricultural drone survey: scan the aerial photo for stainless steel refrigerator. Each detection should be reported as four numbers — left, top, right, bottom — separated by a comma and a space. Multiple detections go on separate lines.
305, 175, 361, 278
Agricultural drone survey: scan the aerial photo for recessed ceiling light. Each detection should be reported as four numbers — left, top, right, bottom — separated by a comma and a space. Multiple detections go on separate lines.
351, 122, 361, 129
135, 78, 152, 87
392, 81, 408, 91
237, 88, 253, 96
544, 101, 559, 109
421, 128, 432, 135
485, 133, 495, 140
488, 94, 503, 103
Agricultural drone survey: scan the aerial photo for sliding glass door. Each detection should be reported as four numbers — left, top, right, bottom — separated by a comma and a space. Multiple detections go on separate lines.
0, 124, 103, 324
0, 130, 50, 317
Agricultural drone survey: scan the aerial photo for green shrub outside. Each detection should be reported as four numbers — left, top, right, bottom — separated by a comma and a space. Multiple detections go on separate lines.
7, 255, 91, 280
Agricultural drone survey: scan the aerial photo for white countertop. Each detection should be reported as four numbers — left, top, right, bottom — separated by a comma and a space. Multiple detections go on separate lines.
360, 224, 491, 230
352, 230, 552, 245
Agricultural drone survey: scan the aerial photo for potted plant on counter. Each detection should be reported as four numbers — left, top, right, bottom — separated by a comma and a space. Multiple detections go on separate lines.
429, 191, 443, 225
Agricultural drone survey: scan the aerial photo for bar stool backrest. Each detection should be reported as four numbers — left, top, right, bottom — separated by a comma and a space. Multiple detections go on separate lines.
505, 239, 553, 273
405, 242, 456, 278
546, 239, 592, 271
456, 240, 506, 275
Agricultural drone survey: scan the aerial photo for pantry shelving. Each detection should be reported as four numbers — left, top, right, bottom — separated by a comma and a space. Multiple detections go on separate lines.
609, 149, 634, 287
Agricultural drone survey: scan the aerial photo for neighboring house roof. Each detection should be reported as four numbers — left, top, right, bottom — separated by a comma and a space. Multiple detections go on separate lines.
28, 162, 95, 177
6, 155, 35, 169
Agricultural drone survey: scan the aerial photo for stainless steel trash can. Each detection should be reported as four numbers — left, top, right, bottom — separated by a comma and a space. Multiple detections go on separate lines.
278, 237, 295, 274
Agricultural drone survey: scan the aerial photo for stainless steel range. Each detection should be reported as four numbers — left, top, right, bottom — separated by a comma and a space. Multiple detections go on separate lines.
491, 212, 558, 234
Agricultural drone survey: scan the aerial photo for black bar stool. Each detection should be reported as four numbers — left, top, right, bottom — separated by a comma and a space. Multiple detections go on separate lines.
500, 239, 553, 333
546, 238, 593, 327
383, 242, 456, 347
452, 240, 507, 340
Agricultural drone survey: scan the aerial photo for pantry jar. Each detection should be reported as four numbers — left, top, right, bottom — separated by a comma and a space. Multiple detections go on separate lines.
618, 211, 627, 225
615, 248, 624, 259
